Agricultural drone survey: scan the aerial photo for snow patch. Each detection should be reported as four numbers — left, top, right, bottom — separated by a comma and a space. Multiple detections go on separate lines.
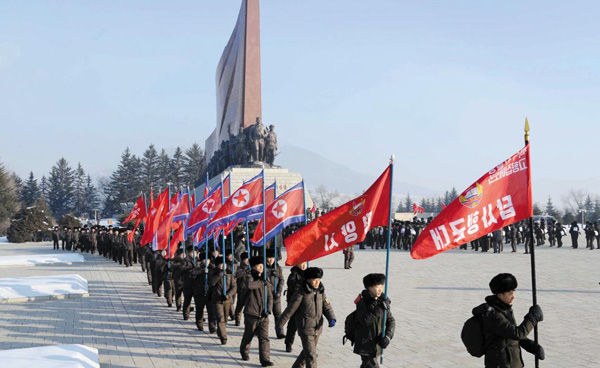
0, 274, 89, 303
0, 253, 85, 267
0, 344, 99, 368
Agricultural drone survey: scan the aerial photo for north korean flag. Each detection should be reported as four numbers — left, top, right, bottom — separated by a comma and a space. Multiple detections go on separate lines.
187, 184, 223, 233
252, 181, 306, 247
173, 190, 191, 222
206, 171, 264, 234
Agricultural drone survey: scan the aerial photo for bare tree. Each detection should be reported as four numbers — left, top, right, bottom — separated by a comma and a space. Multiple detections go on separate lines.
561, 189, 587, 214
310, 185, 340, 210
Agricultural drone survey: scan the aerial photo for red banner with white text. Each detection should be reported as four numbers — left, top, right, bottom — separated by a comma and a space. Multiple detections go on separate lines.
411, 144, 532, 260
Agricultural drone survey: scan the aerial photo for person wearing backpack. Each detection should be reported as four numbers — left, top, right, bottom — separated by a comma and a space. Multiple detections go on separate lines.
276, 267, 336, 368
352, 273, 395, 368
471, 273, 545, 367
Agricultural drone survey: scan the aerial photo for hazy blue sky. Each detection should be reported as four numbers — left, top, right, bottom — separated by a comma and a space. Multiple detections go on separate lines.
1, 1, 598, 204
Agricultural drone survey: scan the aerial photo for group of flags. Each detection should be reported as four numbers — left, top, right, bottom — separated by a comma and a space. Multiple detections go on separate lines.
124, 171, 308, 258
123, 142, 533, 265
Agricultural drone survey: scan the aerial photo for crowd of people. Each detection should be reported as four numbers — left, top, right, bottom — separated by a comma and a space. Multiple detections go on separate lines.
46, 215, 554, 368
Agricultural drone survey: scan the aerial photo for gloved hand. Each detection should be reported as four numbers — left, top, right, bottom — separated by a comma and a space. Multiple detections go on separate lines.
520, 339, 545, 360
527, 305, 543, 323
380, 297, 391, 311
261, 311, 271, 319
328, 319, 336, 328
275, 327, 284, 336
377, 336, 391, 349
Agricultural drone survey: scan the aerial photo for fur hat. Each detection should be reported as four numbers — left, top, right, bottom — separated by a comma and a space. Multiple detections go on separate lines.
363, 273, 386, 288
241, 252, 249, 261
489, 273, 518, 294
214, 257, 224, 266
304, 267, 323, 280
266, 249, 276, 258
250, 256, 264, 267
225, 249, 233, 257
198, 252, 207, 260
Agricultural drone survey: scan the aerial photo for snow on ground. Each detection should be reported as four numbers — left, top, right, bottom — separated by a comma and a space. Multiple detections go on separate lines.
0, 253, 85, 267
0, 274, 89, 303
0, 344, 99, 368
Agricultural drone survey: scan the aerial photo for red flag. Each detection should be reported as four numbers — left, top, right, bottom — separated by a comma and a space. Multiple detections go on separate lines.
223, 175, 231, 199
124, 196, 146, 224
413, 203, 424, 215
285, 165, 391, 266
206, 172, 264, 233
411, 144, 532, 260
155, 192, 181, 251
141, 189, 168, 245
311, 203, 316, 214
265, 182, 276, 207
173, 191, 191, 222
187, 185, 223, 233
252, 182, 306, 247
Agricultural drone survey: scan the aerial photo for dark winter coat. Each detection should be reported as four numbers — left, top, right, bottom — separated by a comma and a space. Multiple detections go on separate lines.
266, 262, 284, 297
243, 269, 273, 318
286, 266, 305, 303
353, 290, 395, 358
171, 258, 185, 288
208, 268, 237, 302
278, 282, 335, 337
193, 262, 213, 297
473, 295, 536, 368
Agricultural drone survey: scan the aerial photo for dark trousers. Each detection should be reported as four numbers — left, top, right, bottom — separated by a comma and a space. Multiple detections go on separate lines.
124, 248, 133, 267
344, 250, 354, 269
285, 312, 298, 346
61, 239, 66, 250
571, 234, 578, 248
293, 333, 320, 368
193, 293, 216, 331
53, 239, 59, 249
182, 289, 193, 319
164, 279, 174, 306
235, 290, 247, 324
215, 301, 231, 340
360, 355, 379, 368
175, 285, 183, 310
240, 315, 270, 363
557, 236, 563, 247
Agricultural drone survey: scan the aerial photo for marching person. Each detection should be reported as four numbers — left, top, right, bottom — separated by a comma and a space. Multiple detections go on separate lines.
265, 249, 285, 338
234, 252, 251, 326
284, 261, 307, 352
209, 257, 236, 345
472, 273, 545, 368
52, 226, 60, 250
570, 221, 580, 249
352, 273, 395, 368
276, 267, 336, 368
239, 256, 274, 367
343, 245, 355, 269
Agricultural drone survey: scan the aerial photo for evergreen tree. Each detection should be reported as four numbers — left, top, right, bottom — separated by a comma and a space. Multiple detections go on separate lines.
584, 195, 594, 215
11, 172, 24, 205
449, 187, 458, 200
545, 196, 560, 219
157, 149, 171, 188
7, 199, 54, 243
73, 163, 87, 216
443, 190, 451, 206
21, 172, 41, 207
83, 174, 99, 216
183, 143, 206, 187
532, 202, 542, 215
562, 210, 575, 225
404, 193, 412, 212
170, 147, 185, 188
47, 157, 75, 219
0, 163, 19, 234
39, 175, 49, 200
103, 148, 139, 216
436, 197, 444, 212
142, 144, 160, 189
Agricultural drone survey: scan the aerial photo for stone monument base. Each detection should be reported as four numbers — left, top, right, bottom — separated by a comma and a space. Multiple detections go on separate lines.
195, 165, 313, 209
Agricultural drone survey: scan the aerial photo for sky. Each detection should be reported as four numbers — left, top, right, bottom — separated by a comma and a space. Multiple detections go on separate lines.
1, 1, 599, 207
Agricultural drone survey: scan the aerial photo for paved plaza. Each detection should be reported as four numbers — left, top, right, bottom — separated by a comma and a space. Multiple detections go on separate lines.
0, 239, 598, 367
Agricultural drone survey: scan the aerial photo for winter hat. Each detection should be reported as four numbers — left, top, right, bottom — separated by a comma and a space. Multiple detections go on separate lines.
250, 256, 264, 267
363, 273, 386, 288
225, 249, 233, 257
241, 252, 249, 261
266, 249, 276, 258
489, 273, 518, 294
304, 267, 323, 280
214, 257, 224, 266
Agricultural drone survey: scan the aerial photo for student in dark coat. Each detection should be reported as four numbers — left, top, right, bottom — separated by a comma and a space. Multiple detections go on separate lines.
239, 256, 274, 367
283, 261, 307, 352
353, 273, 395, 368
472, 273, 545, 368
277, 267, 336, 368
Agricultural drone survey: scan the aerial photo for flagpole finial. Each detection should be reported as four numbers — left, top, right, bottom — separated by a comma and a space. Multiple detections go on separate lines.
389, 154, 395, 165
524, 117, 530, 143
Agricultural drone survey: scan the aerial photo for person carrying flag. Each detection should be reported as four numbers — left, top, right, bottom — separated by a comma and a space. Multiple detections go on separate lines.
284, 261, 307, 353
208, 257, 236, 345
265, 248, 285, 339
276, 267, 336, 368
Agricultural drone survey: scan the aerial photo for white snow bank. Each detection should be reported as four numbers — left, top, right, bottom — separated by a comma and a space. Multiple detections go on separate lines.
0, 253, 85, 267
0, 274, 89, 303
0, 344, 99, 368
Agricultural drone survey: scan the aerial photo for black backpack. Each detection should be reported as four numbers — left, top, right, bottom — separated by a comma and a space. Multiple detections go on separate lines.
343, 309, 358, 346
461, 305, 489, 358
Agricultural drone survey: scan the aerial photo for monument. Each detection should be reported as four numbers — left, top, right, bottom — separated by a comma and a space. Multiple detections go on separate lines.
199, 1, 312, 207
